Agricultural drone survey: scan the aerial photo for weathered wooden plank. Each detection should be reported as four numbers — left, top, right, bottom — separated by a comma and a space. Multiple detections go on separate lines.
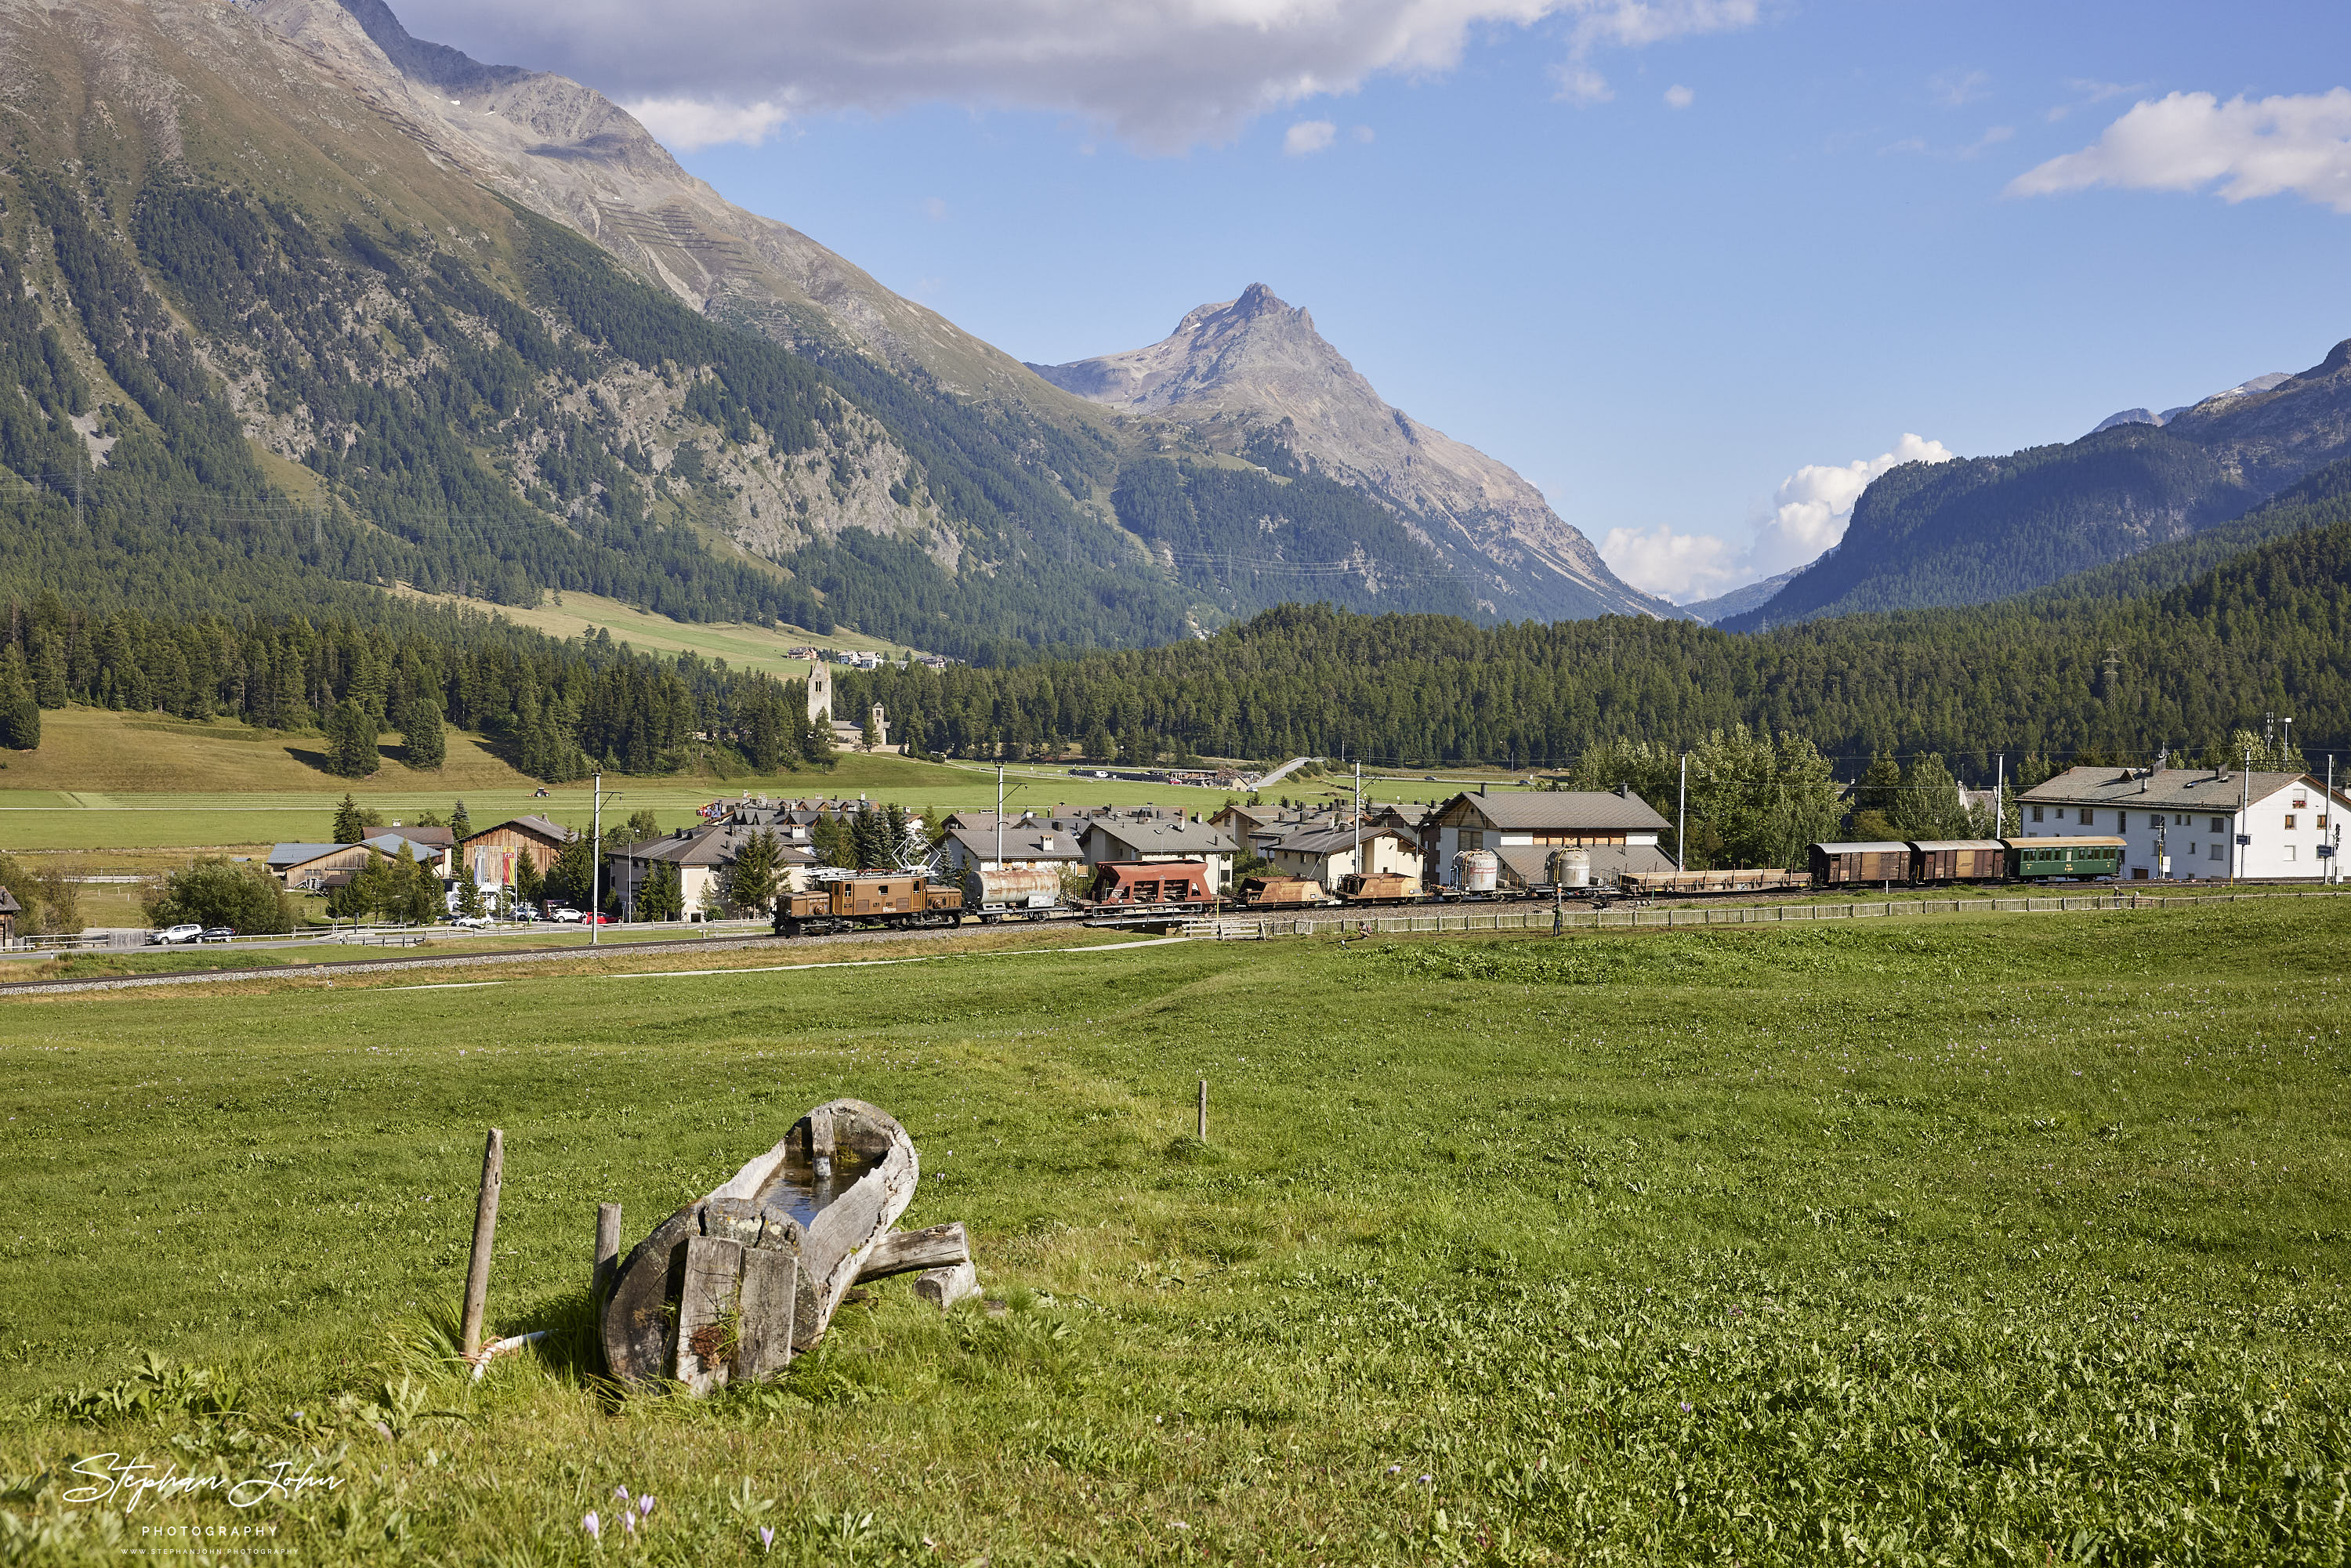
853, 1222, 969, 1282
592, 1202, 621, 1307
734, 1248, 799, 1382
458, 1128, 503, 1356
675, 1235, 744, 1395
913, 1260, 979, 1313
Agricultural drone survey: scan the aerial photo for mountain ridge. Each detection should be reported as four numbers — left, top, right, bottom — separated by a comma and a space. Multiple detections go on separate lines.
1721, 336, 2351, 632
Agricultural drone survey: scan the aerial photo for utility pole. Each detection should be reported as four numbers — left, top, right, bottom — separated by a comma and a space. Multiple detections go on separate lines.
1353, 759, 1363, 884
2240, 743, 2251, 882
591, 770, 603, 945
2331, 753, 2339, 885
995, 762, 1005, 870
1676, 752, 1687, 871
1995, 752, 2005, 835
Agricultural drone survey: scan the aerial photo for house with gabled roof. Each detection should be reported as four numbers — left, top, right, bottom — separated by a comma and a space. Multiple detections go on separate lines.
1426, 786, 1672, 888
2019, 766, 2349, 881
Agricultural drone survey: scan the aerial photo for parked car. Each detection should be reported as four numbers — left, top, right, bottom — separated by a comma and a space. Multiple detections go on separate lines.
548, 907, 584, 923
449, 914, 494, 929
581, 912, 612, 925
197, 927, 236, 943
151, 923, 203, 945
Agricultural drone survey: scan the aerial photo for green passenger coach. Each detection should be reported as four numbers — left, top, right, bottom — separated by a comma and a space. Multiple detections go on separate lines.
2005, 836, 2128, 881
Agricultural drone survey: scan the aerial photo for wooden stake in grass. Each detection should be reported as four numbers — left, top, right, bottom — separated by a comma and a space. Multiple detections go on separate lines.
459, 1128, 504, 1357
1198, 1078, 1208, 1143
592, 1201, 621, 1307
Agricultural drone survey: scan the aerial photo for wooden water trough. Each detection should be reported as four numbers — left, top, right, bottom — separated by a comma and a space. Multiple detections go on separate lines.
600, 1099, 976, 1392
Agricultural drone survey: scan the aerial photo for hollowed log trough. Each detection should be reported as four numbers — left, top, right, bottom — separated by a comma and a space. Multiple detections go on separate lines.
601, 1099, 976, 1392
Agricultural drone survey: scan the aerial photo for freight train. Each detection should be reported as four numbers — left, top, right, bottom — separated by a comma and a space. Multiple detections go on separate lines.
1808, 836, 2127, 888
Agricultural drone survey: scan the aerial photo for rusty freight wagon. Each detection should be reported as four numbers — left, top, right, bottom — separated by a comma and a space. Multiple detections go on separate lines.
1808, 842, 1912, 887
773, 872, 963, 936
1237, 875, 1332, 907
1909, 839, 2009, 883
1089, 860, 1219, 911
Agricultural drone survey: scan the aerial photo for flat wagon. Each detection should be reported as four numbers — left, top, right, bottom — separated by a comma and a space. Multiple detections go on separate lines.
1621, 867, 1811, 897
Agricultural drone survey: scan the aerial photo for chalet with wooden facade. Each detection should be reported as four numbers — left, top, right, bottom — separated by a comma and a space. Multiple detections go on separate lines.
455, 814, 573, 890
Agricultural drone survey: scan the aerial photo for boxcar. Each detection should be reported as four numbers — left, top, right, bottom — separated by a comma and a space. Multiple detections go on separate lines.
1909, 839, 2009, 883
2005, 836, 2127, 881
1809, 842, 1912, 886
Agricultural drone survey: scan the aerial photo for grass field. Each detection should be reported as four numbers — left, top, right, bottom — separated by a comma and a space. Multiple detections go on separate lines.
388, 588, 938, 671
0, 709, 1512, 851
1, 901, 2345, 1563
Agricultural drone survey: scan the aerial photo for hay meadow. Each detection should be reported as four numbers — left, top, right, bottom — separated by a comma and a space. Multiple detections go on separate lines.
1, 900, 2346, 1563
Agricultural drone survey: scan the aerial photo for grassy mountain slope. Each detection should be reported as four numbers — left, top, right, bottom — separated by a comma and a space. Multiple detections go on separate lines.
1724, 338, 2351, 632
0, 0, 1208, 658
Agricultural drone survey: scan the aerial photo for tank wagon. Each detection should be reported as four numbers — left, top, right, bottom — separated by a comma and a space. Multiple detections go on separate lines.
963, 864, 1063, 924
773, 871, 964, 936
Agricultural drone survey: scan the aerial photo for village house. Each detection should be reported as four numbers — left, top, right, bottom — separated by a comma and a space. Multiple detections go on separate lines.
937, 812, 1089, 877
1262, 823, 1422, 889
0, 884, 19, 943
2018, 766, 2349, 882
453, 814, 574, 892
1426, 786, 1675, 888
268, 834, 446, 891
1077, 809, 1241, 890
606, 821, 820, 918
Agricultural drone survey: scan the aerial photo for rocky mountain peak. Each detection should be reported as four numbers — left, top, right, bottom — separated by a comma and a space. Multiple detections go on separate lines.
1030, 289, 1670, 621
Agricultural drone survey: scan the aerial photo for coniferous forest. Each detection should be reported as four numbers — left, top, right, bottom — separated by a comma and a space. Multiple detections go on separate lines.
5, 464, 2351, 784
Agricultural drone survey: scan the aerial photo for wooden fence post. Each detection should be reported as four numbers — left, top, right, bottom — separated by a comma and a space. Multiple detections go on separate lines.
460, 1128, 504, 1357
593, 1202, 622, 1306
1197, 1079, 1208, 1143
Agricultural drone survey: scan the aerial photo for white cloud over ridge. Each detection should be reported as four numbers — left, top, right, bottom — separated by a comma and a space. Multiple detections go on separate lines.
2009, 89, 2351, 213
397, 0, 1759, 151
1602, 434, 1955, 603
1284, 120, 1339, 155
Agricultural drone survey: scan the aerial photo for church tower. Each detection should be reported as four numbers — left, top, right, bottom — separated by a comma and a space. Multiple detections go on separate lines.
804, 659, 831, 726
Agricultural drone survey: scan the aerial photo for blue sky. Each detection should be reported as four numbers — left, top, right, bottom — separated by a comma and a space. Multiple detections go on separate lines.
400, 0, 2351, 603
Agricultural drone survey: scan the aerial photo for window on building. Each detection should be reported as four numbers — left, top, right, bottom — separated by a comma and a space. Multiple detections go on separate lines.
2187, 842, 2197, 857
2284, 814, 2298, 830
2210, 844, 2225, 860
1459, 830, 1484, 852
2080, 808, 2096, 825
2210, 816, 2228, 833
2150, 813, 2164, 829
2293, 797, 2307, 809
2031, 805, 2044, 823
2284, 845, 2298, 862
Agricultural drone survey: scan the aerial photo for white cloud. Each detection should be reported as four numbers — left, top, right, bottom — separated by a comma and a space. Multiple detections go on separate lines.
1552, 63, 1615, 105
1600, 525, 1733, 602
398, 0, 1759, 151
1663, 83, 1694, 109
1352, 123, 1378, 143
2009, 89, 2351, 212
1284, 119, 1339, 155
1600, 434, 1957, 603
1551, 0, 1751, 107
622, 96, 793, 150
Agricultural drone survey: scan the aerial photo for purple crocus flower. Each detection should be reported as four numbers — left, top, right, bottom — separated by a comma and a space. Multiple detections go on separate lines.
582, 1511, 600, 1542
639, 1494, 656, 1519
759, 1525, 776, 1552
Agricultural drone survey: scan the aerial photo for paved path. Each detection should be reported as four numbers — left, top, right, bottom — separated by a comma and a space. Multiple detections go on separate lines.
1252, 757, 1320, 789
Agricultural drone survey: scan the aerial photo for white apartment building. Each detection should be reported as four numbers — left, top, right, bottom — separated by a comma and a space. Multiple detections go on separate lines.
2017, 766, 2349, 882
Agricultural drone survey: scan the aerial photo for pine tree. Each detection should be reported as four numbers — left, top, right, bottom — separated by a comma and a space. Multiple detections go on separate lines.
30, 632, 66, 709
638, 860, 683, 922
450, 799, 472, 840
0, 644, 39, 751
402, 697, 446, 770
723, 827, 781, 914
455, 878, 487, 919
849, 806, 889, 868
324, 698, 379, 778
331, 792, 365, 844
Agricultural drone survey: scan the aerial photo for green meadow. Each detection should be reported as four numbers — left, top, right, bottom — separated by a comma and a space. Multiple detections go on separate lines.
1, 902, 2345, 1563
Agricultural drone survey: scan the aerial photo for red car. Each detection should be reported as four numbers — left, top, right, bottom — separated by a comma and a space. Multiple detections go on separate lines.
582, 912, 613, 925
